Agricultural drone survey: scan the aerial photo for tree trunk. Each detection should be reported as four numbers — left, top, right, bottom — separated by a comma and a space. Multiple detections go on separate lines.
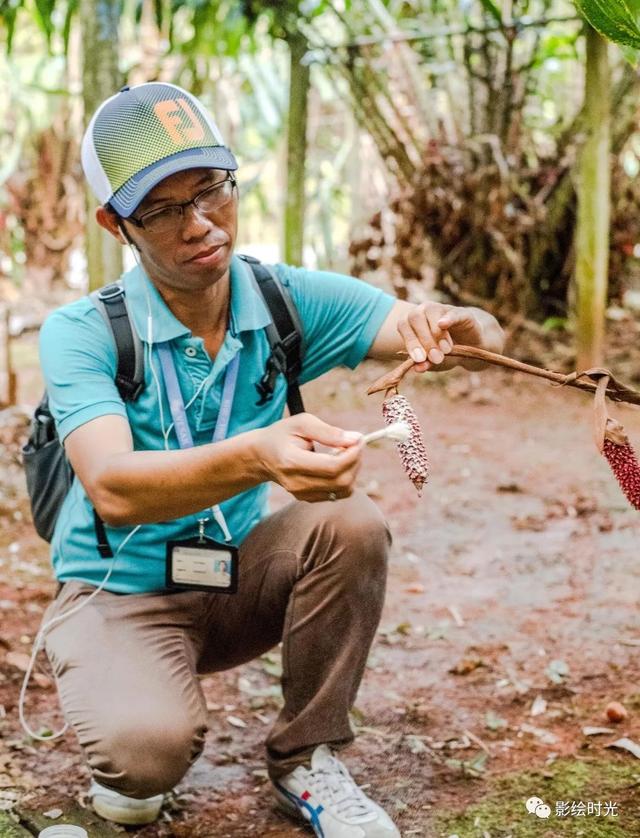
81, 0, 123, 291
574, 25, 611, 370
284, 31, 310, 266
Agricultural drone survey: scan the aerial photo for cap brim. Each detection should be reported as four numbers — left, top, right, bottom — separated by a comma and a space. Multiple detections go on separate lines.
109, 146, 238, 217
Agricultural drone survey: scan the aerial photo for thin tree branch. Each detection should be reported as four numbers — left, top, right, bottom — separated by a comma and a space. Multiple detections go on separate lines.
311, 16, 582, 52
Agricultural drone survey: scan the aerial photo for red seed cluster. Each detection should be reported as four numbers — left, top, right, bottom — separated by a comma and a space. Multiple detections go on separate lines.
603, 437, 640, 510
382, 393, 430, 495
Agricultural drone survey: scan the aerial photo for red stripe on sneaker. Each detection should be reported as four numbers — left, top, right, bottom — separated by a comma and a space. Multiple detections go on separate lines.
301, 790, 311, 801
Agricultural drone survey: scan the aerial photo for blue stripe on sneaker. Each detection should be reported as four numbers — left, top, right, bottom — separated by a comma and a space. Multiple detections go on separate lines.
275, 783, 326, 838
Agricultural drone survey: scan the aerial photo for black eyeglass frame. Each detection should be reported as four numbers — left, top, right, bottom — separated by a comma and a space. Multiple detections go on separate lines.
125, 173, 238, 231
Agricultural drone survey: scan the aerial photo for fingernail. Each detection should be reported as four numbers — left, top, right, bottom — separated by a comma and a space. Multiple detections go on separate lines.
411, 347, 426, 363
429, 348, 444, 364
439, 339, 451, 353
342, 431, 362, 442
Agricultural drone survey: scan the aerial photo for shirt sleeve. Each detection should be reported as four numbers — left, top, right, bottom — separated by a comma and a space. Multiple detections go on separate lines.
39, 303, 128, 443
274, 264, 396, 385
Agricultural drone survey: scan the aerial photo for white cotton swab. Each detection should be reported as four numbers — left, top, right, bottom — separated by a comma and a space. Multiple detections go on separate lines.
361, 421, 411, 445
329, 421, 411, 454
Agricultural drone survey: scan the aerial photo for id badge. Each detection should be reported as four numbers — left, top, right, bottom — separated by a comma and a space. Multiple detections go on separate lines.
166, 537, 238, 593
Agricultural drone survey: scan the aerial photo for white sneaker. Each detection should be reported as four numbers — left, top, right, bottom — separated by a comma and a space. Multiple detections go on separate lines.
88, 779, 164, 825
273, 745, 400, 837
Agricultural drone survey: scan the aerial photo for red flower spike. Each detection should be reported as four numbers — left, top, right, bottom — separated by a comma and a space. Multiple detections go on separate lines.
603, 418, 640, 510
382, 393, 429, 495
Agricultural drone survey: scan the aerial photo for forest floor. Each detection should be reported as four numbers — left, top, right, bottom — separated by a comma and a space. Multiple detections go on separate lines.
1, 327, 640, 837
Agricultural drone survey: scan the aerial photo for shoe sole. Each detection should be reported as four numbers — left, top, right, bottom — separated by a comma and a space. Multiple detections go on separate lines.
91, 796, 163, 826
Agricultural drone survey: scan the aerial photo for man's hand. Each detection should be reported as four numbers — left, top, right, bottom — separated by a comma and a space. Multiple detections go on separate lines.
368, 300, 505, 372
254, 413, 364, 503
396, 303, 484, 372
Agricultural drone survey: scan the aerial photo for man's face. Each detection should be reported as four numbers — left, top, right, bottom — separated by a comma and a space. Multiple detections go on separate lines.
123, 167, 238, 292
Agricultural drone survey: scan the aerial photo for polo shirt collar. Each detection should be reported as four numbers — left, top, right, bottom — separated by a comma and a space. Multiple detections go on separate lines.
122, 254, 271, 344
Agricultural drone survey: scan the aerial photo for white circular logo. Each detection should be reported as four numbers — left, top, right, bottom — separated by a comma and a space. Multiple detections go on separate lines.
526, 796, 545, 814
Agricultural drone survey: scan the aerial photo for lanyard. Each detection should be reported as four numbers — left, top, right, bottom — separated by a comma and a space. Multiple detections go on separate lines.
156, 343, 240, 541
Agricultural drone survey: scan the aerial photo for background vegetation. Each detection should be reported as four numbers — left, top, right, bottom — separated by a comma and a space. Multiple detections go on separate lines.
3, 0, 640, 380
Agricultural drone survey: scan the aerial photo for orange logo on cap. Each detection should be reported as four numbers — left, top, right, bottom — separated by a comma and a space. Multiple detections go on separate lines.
154, 98, 205, 144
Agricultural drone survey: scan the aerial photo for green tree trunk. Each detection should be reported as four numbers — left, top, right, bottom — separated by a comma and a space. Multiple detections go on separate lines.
81, 0, 123, 291
574, 26, 611, 371
284, 32, 310, 266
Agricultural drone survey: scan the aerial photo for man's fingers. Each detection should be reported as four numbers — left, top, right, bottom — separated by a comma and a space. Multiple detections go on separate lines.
289, 441, 363, 479
397, 318, 430, 364
398, 305, 456, 366
437, 309, 475, 331
425, 309, 454, 362
289, 412, 362, 448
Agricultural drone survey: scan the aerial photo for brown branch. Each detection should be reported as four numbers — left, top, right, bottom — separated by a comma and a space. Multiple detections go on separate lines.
366, 344, 640, 407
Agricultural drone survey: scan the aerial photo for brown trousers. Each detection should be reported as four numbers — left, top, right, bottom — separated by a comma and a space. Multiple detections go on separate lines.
41, 491, 391, 798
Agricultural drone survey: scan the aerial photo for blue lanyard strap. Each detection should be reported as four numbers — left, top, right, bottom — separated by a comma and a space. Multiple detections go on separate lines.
157, 344, 240, 449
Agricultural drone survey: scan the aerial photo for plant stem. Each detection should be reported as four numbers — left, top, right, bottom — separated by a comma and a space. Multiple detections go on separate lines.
366, 344, 640, 406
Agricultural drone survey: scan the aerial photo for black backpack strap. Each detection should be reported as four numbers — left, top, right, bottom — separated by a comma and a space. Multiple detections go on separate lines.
90, 284, 144, 402
239, 255, 305, 416
89, 283, 145, 559
93, 510, 114, 559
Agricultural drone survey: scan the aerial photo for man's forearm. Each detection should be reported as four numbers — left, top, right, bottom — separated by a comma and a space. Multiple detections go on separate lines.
95, 428, 267, 527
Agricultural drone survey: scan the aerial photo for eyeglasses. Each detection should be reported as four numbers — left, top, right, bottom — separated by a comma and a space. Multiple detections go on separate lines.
128, 174, 237, 235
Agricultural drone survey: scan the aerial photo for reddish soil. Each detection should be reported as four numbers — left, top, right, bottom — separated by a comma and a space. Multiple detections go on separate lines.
2, 349, 640, 836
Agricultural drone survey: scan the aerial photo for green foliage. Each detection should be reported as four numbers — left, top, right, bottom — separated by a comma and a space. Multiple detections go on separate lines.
575, 0, 640, 51
0, 0, 25, 51
33, 0, 55, 46
478, 0, 503, 25
0, 0, 79, 54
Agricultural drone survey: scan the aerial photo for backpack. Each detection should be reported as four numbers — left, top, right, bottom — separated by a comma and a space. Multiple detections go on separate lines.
22, 255, 305, 556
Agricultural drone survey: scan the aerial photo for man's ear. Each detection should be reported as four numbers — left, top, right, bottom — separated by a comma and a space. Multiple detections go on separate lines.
96, 205, 127, 244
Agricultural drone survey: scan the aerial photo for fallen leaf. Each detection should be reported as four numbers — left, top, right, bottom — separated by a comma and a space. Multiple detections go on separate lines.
485, 711, 507, 731
583, 726, 615, 736
226, 715, 247, 729
449, 657, 485, 676
33, 673, 52, 689
447, 605, 465, 627
260, 652, 283, 679
43, 808, 63, 819
403, 735, 428, 755
519, 723, 558, 745
546, 659, 569, 684
5, 651, 31, 672
530, 695, 547, 717
511, 514, 546, 531
606, 738, 640, 759
496, 482, 523, 493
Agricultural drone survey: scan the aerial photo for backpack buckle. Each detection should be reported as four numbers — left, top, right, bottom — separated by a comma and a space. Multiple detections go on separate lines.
98, 284, 125, 302
115, 374, 145, 402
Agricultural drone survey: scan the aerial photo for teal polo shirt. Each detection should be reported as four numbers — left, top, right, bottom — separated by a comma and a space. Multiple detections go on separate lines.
39, 255, 396, 593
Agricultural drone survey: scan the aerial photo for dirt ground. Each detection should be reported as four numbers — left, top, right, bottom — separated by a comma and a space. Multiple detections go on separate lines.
2, 337, 640, 837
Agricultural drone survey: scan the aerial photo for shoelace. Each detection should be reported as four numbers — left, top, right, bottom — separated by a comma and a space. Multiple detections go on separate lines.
306, 755, 375, 820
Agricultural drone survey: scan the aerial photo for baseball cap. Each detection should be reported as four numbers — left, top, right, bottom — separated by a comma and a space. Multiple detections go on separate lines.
81, 82, 238, 218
